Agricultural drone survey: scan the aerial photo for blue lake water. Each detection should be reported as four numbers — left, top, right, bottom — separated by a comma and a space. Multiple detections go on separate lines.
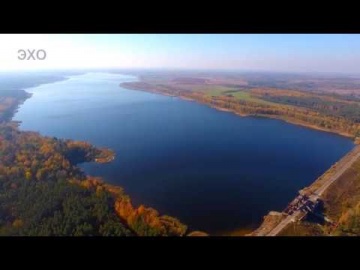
13, 72, 355, 234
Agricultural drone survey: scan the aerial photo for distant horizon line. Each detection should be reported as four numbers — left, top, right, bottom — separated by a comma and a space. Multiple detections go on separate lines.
1, 67, 360, 77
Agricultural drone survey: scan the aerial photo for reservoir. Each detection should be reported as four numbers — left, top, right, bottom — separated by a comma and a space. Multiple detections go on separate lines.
13, 72, 354, 235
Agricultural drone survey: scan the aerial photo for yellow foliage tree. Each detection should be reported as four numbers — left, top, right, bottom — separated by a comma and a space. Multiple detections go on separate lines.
25, 170, 32, 180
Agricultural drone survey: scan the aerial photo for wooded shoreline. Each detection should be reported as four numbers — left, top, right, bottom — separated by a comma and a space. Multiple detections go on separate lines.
120, 82, 357, 140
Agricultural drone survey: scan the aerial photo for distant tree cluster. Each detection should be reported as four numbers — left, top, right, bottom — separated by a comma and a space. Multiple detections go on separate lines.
257, 93, 360, 123
0, 90, 30, 122
179, 91, 360, 138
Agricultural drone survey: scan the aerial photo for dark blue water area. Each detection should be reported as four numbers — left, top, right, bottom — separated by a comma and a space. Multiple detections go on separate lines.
13, 72, 354, 234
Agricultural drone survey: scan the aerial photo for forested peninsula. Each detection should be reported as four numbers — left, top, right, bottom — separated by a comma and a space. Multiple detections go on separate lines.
0, 89, 191, 236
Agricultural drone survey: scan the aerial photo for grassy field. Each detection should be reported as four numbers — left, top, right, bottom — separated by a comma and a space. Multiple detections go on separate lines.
232, 91, 276, 105
202, 87, 276, 105
201, 87, 235, 96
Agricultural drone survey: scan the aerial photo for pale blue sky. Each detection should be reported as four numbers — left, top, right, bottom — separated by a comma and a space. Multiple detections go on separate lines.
1, 34, 359, 73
